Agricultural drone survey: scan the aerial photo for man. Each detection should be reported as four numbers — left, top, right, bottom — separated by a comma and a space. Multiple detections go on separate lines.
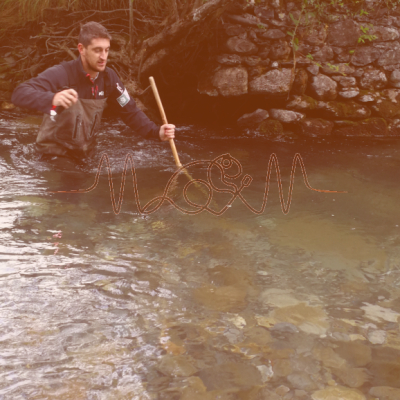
11, 21, 175, 159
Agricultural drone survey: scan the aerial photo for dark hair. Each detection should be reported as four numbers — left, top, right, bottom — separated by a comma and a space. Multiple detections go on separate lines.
78, 22, 112, 47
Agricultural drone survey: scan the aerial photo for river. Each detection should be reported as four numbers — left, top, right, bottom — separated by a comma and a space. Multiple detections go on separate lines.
1, 109, 400, 399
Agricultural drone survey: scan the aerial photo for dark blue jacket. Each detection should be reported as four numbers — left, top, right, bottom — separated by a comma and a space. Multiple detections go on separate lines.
11, 56, 160, 140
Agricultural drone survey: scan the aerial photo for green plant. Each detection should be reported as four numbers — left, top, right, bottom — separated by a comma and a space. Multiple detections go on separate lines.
358, 25, 377, 43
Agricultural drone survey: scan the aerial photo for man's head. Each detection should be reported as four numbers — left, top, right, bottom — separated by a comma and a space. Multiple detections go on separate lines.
78, 22, 112, 76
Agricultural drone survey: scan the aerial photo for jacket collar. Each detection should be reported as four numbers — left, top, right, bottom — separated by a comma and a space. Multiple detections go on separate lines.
76, 55, 105, 82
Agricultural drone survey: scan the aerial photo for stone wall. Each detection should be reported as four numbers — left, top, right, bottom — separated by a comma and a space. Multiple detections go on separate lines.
198, 0, 400, 136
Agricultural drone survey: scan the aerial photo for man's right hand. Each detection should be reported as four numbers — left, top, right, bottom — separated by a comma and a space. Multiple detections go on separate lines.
52, 89, 78, 109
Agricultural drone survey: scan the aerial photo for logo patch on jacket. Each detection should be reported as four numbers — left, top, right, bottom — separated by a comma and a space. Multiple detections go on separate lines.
117, 88, 130, 107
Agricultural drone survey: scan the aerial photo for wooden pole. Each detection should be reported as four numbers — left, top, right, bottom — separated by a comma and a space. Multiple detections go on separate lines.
149, 76, 182, 168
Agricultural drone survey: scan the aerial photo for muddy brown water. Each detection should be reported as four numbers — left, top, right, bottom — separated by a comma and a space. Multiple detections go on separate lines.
1, 110, 400, 400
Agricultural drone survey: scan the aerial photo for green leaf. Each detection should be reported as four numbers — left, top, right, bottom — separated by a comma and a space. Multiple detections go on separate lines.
349, 50, 355, 54
289, 13, 299, 24
287, 31, 294, 36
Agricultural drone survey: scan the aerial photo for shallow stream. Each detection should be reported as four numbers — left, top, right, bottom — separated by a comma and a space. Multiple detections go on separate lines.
1, 110, 400, 400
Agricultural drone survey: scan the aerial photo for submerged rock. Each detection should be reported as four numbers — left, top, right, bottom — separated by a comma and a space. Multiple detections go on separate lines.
312, 386, 366, 400
197, 362, 263, 391
369, 386, 400, 400
368, 329, 387, 344
287, 372, 318, 391
193, 284, 247, 312
157, 355, 198, 377
333, 367, 370, 388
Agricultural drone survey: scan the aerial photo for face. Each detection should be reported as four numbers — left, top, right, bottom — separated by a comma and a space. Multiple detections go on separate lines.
78, 37, 110, 75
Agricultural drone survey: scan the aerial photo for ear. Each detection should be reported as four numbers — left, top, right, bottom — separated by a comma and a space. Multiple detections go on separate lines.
77, 43, 84, 55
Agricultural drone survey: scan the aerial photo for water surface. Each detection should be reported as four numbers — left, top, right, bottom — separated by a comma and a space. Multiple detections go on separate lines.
1, 110, 400, 399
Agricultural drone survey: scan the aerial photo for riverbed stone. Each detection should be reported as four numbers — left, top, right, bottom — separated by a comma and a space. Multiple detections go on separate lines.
197, 362, 263, 391
259, 119, 284, 135
312, 386, 366, 400
332, 367, 370, 388
369, 386, 400, 400
287, 94, 318, 111
217, 53, 242, 66
312, 45, 334, 62
287, 372, 318, 391
368, 329, 387, 344
226, 37, 258, 55
333, 118, 388, 136
327, 19, 360, 47
292, 69, 308, 95
300, 118, 334, 136
335, 341, 372, 367
249, 68, 292, 95
309, 75, 338, 100
351, 46, 381, 66
317, 100, 371, 119
210, 66, 248, 96
269, 109, 305, 123
389, 70, 400, 88
193, 284, 247, 312
270, 40, 291, 60
360, 70, 387, 90
157, 355, 198, 377
377, 44, 400, 66
237, 109, 269, 128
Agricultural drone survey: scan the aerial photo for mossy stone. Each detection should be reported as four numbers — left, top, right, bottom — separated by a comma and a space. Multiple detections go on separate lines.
259, 119, 284, 136
333, 118, 388, 136
374, 99, 400, 119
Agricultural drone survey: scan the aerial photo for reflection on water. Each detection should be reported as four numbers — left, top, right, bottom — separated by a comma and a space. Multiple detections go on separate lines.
1, 110, 400, 399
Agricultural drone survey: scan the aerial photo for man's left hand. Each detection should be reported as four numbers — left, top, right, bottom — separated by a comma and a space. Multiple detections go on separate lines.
159, 124, 175, 141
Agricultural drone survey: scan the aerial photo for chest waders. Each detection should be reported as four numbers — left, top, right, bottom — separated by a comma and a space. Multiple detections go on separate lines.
36, 62, 111, 159
36, 98, 107, 158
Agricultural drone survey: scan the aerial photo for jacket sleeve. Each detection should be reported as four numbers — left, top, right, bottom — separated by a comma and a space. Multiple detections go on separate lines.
106, 70, 161, 140
11, 65, 68, 115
